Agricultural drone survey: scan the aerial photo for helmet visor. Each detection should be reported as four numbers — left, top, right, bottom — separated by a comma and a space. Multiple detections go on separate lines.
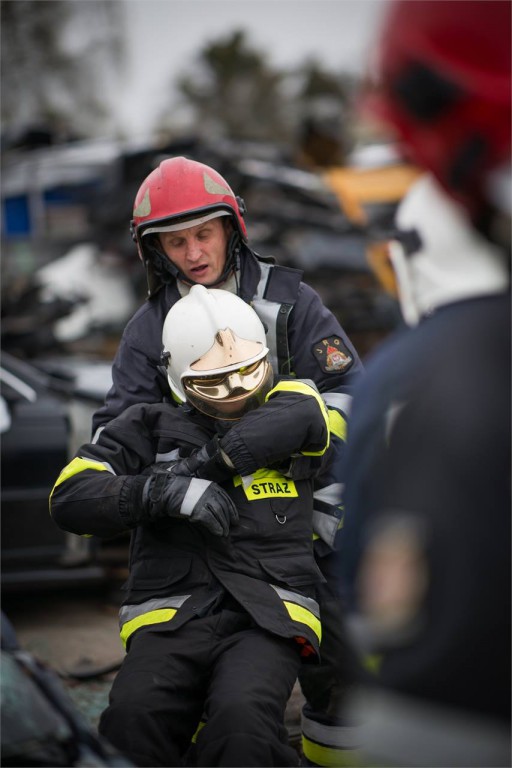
141, 210, 231, 237
183, 358, 273, 420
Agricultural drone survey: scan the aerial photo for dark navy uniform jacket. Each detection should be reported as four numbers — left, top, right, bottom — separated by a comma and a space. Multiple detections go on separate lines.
92, 246, 363, 434
341, 292, 511, 722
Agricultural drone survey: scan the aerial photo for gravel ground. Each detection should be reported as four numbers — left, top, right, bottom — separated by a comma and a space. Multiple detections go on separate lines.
3, 588, 122, 729
3, 586, 305, 752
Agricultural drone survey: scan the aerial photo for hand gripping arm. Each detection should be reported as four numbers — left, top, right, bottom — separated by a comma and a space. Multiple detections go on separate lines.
131, 471, 239, 537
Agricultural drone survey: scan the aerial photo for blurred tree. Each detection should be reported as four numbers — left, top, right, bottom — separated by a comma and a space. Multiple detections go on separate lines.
0, 0, 124, 145
175, 29, 292, 142
163, 30, 359, 158
294, 59, 357, 167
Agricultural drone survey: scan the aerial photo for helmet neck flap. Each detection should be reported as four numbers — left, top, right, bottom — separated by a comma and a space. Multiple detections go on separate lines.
370, 173, 510, 327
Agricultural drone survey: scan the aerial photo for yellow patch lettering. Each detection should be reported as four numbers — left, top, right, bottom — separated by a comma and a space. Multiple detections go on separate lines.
234, 469, 298, 500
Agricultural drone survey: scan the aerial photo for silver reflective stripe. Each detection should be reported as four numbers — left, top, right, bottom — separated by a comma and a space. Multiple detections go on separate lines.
323, 391, 353, 416
91, 425, 105, 444
312, 508, 339, 548
299, 378, 320, 394
155, 449, 181, 463
119, 596, 190, 626
314, 482, 343, 506
313, 481, 343, 546
251, 262, 280, 374
254, 261, 272, 300
301, 710, 361, 749
97, 460, 116, 475
270, 585, 320, 618
181, 478, 212, 516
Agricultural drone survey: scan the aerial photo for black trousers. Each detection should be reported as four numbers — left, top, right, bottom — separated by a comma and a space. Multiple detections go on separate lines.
99, 607, 301, 767
298, 554, 362, 716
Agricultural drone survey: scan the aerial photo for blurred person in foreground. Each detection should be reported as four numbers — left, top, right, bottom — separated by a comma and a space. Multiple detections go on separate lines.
337, 1, 511, 766
91, 155, 365, 766
50, 285, 333, 767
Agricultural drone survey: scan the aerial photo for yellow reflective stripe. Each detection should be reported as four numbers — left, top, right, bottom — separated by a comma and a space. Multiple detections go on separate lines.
191, 720, 206, 744
49, 456, 113, 518
311, 522, 342, 541
302, 736, 363, 767
283, 600, 321, 643
51, 456, 111, 492
120, 608, 177, 648
171, 389, 184, 405
265, 380, 330, 456
233, 469, 298, 500
328, 408, 347, 442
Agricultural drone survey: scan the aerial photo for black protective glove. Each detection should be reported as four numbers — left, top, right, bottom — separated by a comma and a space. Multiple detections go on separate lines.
169, 436, 236, 484
140, 471, 238, 537
170, 438, 323, 482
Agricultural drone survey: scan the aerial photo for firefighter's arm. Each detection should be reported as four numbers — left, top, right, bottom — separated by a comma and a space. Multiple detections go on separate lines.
49, 455, 147, 538
172, 379, 330, 482
50, 451, 238, 539
49, 403, 156, 538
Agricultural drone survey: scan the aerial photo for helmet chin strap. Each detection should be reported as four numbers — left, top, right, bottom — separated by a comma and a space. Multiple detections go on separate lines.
146, 231, 242, 289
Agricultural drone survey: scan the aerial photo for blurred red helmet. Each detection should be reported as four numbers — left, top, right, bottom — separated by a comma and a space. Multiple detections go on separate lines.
364, 0, 511, 228
131, 156, 248, 295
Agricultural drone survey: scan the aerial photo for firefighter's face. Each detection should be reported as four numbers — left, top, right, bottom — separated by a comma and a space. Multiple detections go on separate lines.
159, 218, 229, 286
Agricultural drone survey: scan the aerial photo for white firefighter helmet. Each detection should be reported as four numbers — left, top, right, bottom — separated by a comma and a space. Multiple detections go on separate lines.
162, 285, 273, 419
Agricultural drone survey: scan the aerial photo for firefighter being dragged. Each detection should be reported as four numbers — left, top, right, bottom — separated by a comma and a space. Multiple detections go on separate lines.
50, 285, 333, 767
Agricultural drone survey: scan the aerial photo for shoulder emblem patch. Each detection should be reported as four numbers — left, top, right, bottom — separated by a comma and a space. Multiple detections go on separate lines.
312, 336, 353, 373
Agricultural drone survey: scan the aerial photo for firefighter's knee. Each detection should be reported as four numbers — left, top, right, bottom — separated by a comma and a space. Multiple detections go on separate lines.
214, 695, 262, 731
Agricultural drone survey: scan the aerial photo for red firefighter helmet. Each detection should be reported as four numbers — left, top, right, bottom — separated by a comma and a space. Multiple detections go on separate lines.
131, 156, 248, 295
364, 0, 511, 233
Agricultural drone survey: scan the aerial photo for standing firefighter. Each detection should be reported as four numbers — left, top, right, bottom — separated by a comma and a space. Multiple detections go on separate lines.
51, 286, 334, 767
92, 155, 362, 432
339, 2, 511, 766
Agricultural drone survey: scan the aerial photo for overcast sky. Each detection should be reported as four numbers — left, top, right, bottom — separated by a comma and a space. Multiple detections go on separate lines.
116, 0, 386, 139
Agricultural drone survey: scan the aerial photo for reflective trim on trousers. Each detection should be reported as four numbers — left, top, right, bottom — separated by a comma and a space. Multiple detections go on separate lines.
302, 710, 362, 768
270, 585, 322, 642
119, 595, 191, 648
301, 736, 362, 767
302, 712, 361, 749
